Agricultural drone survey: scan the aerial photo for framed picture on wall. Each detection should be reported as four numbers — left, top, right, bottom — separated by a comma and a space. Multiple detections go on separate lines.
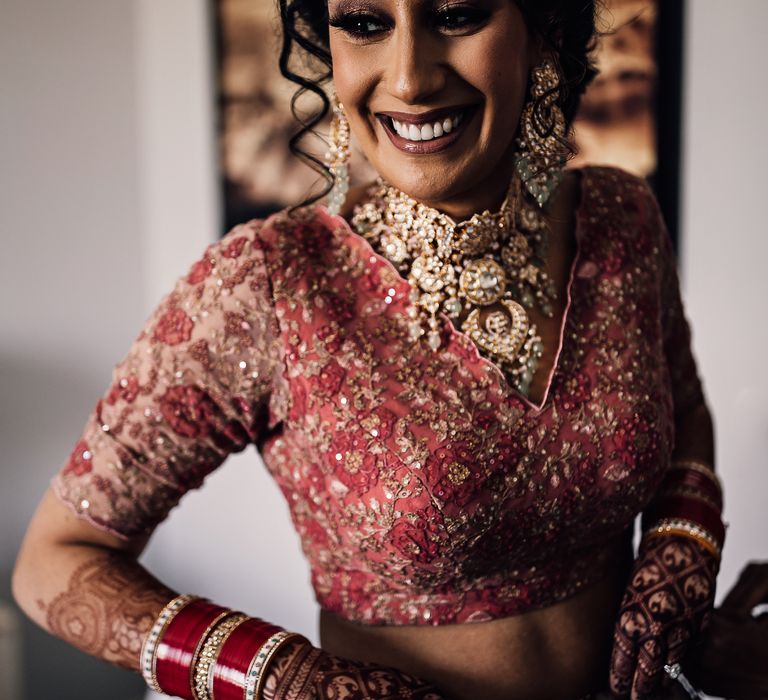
213, 0, 685, 243
570, 0, 685, 246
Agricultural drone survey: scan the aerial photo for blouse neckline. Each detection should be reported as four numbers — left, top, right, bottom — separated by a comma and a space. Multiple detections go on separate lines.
316, 166, 592, 415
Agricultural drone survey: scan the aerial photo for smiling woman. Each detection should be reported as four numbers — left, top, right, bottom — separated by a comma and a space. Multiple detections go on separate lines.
328, 1, 531, 212
12, 2, 723, 700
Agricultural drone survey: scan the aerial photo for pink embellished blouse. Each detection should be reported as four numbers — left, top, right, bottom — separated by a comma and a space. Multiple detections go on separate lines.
52, 166, 706, 625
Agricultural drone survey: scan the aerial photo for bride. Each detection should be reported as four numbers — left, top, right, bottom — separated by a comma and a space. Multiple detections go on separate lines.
13, 2, 722, 699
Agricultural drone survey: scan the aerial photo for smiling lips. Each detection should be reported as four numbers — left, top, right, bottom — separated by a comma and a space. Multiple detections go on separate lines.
391, 113, 463, 142
377, 105, 475, 153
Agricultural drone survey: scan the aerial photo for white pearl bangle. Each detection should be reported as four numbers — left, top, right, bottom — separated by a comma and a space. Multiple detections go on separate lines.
244, 630, 299, 700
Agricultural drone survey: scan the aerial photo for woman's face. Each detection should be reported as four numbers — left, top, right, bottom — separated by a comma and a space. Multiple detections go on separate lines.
328, 0, 539, 217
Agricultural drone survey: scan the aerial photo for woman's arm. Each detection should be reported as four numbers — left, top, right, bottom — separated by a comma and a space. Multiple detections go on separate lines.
654, 182, 716, 472
672, 400, 715, 467
12, 490, 445, 699
12, 217, 445, 698
13, 220, 276, 673
11, 220, 281, 669
12, 488, 169, 672
609, 179, 722, 699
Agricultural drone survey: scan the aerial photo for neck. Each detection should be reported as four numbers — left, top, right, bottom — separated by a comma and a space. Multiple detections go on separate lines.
411, 154, 518, 222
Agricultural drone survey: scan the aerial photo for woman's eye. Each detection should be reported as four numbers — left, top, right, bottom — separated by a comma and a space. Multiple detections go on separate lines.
328, 5, 487, 40
329, 13, 389, 39
434, 5, 488, 32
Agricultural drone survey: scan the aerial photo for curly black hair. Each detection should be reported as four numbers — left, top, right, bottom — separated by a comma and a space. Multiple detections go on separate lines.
276, 1, 602, 203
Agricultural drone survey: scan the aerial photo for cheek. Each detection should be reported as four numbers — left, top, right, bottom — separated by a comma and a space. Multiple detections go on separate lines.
329, 39, 374, 113
488, 40, 529, 103
450, 33, 530, 136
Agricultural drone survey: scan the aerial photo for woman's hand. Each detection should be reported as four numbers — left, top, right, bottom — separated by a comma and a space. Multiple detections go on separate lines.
609, 535, 718, 699
307, 650, 447, 699
263, 637, 447, 699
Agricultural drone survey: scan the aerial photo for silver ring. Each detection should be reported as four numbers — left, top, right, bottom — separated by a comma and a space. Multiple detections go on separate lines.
664, 662, 704, 700
664, 662, 682, 679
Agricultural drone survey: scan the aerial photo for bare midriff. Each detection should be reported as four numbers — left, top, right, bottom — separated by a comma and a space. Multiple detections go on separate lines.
319, 561, 630, 700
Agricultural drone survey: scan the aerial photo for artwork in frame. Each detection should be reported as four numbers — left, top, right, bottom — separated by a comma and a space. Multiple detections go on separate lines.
214, 0, 683, 242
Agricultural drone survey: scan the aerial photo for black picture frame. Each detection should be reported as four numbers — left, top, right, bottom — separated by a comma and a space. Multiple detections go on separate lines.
653, 0, 685, 252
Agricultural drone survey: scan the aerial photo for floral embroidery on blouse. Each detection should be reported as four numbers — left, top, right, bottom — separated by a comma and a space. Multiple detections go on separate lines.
52, 166, 707, 625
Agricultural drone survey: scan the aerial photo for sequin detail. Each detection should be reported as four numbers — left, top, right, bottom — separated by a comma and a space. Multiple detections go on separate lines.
52, 166, 706, 625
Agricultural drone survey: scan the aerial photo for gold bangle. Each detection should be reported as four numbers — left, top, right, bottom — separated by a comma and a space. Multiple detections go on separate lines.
192, 612, 249, 700
189, 610, 238, 700
670, 459, 722, 491
643, 518, 721, 558
646, 527, 720, 558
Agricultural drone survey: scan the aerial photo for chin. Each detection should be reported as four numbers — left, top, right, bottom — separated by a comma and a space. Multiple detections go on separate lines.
374, 159, 479, 205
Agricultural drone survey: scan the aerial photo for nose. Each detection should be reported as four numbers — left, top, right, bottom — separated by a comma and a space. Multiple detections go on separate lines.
385, 26, 446, 104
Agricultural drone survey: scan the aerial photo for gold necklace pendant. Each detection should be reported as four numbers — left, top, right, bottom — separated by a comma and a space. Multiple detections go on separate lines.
459, 258, 508, 306
350, 174, 555, 396
464, 300, 531, 368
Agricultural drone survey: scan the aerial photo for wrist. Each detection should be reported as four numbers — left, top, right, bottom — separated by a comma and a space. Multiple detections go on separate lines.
264, 638, 323, 700
139, 595, 309, 700
641, 460, 726, 559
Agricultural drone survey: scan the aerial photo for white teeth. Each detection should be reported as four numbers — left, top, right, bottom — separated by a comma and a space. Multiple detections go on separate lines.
408, 124, 422, 141
391, 112, 465, 142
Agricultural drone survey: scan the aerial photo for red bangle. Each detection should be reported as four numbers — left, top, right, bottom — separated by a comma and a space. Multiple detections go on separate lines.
664, 466, 721, 497
645, 495, 725, 546
212, 618, 283, 700
656, 482, 721, 511
155, 599, 231, 699
670, 459, 722, 490
661, 469, 722, 508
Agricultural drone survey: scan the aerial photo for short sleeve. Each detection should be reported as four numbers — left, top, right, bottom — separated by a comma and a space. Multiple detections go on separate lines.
639, 182, 707, 420
51, 220, 283, 540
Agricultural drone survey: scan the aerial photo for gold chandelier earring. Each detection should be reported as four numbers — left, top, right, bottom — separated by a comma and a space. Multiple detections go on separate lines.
324, 90, 351, 216
514, 58, 569, 209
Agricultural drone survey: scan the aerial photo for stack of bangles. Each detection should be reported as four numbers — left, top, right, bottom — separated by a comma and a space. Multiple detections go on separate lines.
140, 595, 319, 699
641, 458, 726, 558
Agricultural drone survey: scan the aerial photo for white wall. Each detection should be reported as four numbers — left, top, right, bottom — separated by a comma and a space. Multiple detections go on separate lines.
0, 1, 316, 698
681, 0, 768, 600
0, 3, 147, 697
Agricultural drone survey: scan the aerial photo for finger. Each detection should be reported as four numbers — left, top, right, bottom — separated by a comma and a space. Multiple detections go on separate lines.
611, 601, 652, 697
609, 630, 637, 698
631, 636, 666, 700
665, 622, 692, 668
660, 629, 689, 693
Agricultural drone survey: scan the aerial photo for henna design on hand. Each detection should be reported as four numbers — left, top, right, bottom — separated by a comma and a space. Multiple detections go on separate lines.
275, 644, 324, 700
264, 637, 446, 700
42, 550, 175, 671
263, 637, 319, 700
310, 652, 445, 699
609, 535, 718, 699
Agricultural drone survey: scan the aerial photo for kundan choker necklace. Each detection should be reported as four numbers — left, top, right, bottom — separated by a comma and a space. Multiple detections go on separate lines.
351, 173, 558, 397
